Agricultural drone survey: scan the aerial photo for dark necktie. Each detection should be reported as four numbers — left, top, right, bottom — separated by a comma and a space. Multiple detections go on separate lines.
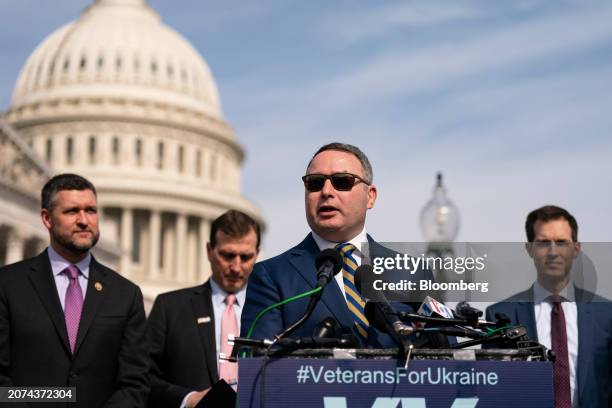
64, 265, 84, 354
550, 297, 571, 408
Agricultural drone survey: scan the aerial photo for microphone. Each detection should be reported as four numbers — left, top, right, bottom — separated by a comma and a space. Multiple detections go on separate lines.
417, 296, 455, 321
454, 301, 484, 327
314, 248, 343, 293
274, 249, 343, 341
229, 332, 358, 356
494, 312, 511, 326
412, 296, 454, 348
363, 301, 414, 336
278, 334, 358, 349
354, 265, 415, 352
351, 264, 368, 299
455, 301, 483, 319
399, 300, 494, 329
313, 316, 339, 338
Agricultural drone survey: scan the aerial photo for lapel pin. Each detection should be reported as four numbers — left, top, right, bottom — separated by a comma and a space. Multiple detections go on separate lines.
95, 282, 103, 291
197, 316, 211, 324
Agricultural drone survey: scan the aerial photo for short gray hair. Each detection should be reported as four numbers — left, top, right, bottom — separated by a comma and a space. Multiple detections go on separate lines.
307, 142, 373, 183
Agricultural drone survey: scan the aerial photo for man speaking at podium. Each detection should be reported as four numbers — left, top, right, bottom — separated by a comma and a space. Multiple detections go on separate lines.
242, 142, 428, 347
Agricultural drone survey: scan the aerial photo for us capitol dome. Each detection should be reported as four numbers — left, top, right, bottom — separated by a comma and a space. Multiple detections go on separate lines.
0, 0, 263, 307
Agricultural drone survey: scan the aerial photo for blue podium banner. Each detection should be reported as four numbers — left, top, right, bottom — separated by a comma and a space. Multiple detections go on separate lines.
238, 358, 553, 408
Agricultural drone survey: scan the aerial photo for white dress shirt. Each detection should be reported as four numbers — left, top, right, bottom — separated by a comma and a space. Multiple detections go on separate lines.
311, 228, 368, 297
47, 245, 90, 309
533, 281, 578, 407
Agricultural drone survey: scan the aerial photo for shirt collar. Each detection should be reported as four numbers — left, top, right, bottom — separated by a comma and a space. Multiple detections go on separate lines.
47, 245, 91, 279
311, 227, 368, 256
210, 277, 247, 307
533, 279, 576, 303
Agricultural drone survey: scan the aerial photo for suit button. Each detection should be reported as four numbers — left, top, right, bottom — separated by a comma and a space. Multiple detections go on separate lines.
69, 372, 78, 379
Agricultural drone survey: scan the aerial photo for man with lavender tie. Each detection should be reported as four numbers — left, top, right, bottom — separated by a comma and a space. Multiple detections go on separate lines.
146, 210, 260, 408
0, 173, 149, 407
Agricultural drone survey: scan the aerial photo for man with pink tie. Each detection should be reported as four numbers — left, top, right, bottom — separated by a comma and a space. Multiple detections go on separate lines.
147, 210, 260, 408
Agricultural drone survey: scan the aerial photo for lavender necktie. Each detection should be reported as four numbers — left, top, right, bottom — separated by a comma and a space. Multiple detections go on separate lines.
64, 265, 83, 354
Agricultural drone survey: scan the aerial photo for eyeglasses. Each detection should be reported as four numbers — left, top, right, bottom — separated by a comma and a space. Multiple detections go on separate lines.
532, 240, 573, 250
301, 172, 370, 192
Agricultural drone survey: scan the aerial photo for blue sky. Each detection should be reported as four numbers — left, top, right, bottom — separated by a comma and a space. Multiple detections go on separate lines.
2, 0, 612, 257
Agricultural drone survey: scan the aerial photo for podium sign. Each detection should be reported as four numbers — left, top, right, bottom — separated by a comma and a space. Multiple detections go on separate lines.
238, 358, 553, 408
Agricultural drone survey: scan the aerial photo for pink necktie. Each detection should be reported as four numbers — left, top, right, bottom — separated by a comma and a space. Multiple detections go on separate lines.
64, 265, 83, 354
219, 294, 238, 383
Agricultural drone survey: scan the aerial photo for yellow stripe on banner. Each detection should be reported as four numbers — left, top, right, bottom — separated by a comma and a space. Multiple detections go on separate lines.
355, 322, 369, 339
345, 257, 358, 272
345, 286, 365, 308
347, 302, 369, 327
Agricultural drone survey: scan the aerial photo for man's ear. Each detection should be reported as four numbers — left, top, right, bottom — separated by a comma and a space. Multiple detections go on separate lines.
573, 242, 581, 259
41, 208, 52, 230
525, 242, 534, 259
367, 185, 377, 209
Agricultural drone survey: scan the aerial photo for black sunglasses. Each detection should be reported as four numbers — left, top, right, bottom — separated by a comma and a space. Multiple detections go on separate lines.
301, 172, 370, 192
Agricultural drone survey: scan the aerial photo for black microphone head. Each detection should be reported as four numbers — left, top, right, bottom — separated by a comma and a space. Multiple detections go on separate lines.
353, 264, 373, 295
338, 333, 358, 348
455, 301, 483, 318
494, 312, 511, 326
364, 301, 388, 333
313, 316, 339, 338
315, 248, 343, 275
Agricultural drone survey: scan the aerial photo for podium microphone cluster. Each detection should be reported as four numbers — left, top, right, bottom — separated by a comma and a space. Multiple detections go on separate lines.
354, 264, 414, 354
274, 249, 343, 341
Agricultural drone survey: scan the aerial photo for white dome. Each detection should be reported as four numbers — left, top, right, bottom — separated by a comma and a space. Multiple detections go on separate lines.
11, 0, 222, 119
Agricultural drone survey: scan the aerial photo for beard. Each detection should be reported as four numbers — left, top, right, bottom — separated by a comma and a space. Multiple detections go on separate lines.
53, 228, 100, 254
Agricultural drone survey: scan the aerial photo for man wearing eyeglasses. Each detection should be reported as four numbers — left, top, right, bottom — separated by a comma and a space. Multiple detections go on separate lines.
485, 205, 612, 407
242, 142, 430, 347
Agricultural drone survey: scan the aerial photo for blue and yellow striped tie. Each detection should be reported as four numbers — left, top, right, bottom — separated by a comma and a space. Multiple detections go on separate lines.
335, 243, 369, 342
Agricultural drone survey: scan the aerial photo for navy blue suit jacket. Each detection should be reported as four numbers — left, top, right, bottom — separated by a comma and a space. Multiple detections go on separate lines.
241, 234, 432, 348
485, 287, 612, 408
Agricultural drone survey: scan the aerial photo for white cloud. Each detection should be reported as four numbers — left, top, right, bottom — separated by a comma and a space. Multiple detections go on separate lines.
320, 1, 480, 44
318, 3, 612, 109
228, 1, 612, 145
